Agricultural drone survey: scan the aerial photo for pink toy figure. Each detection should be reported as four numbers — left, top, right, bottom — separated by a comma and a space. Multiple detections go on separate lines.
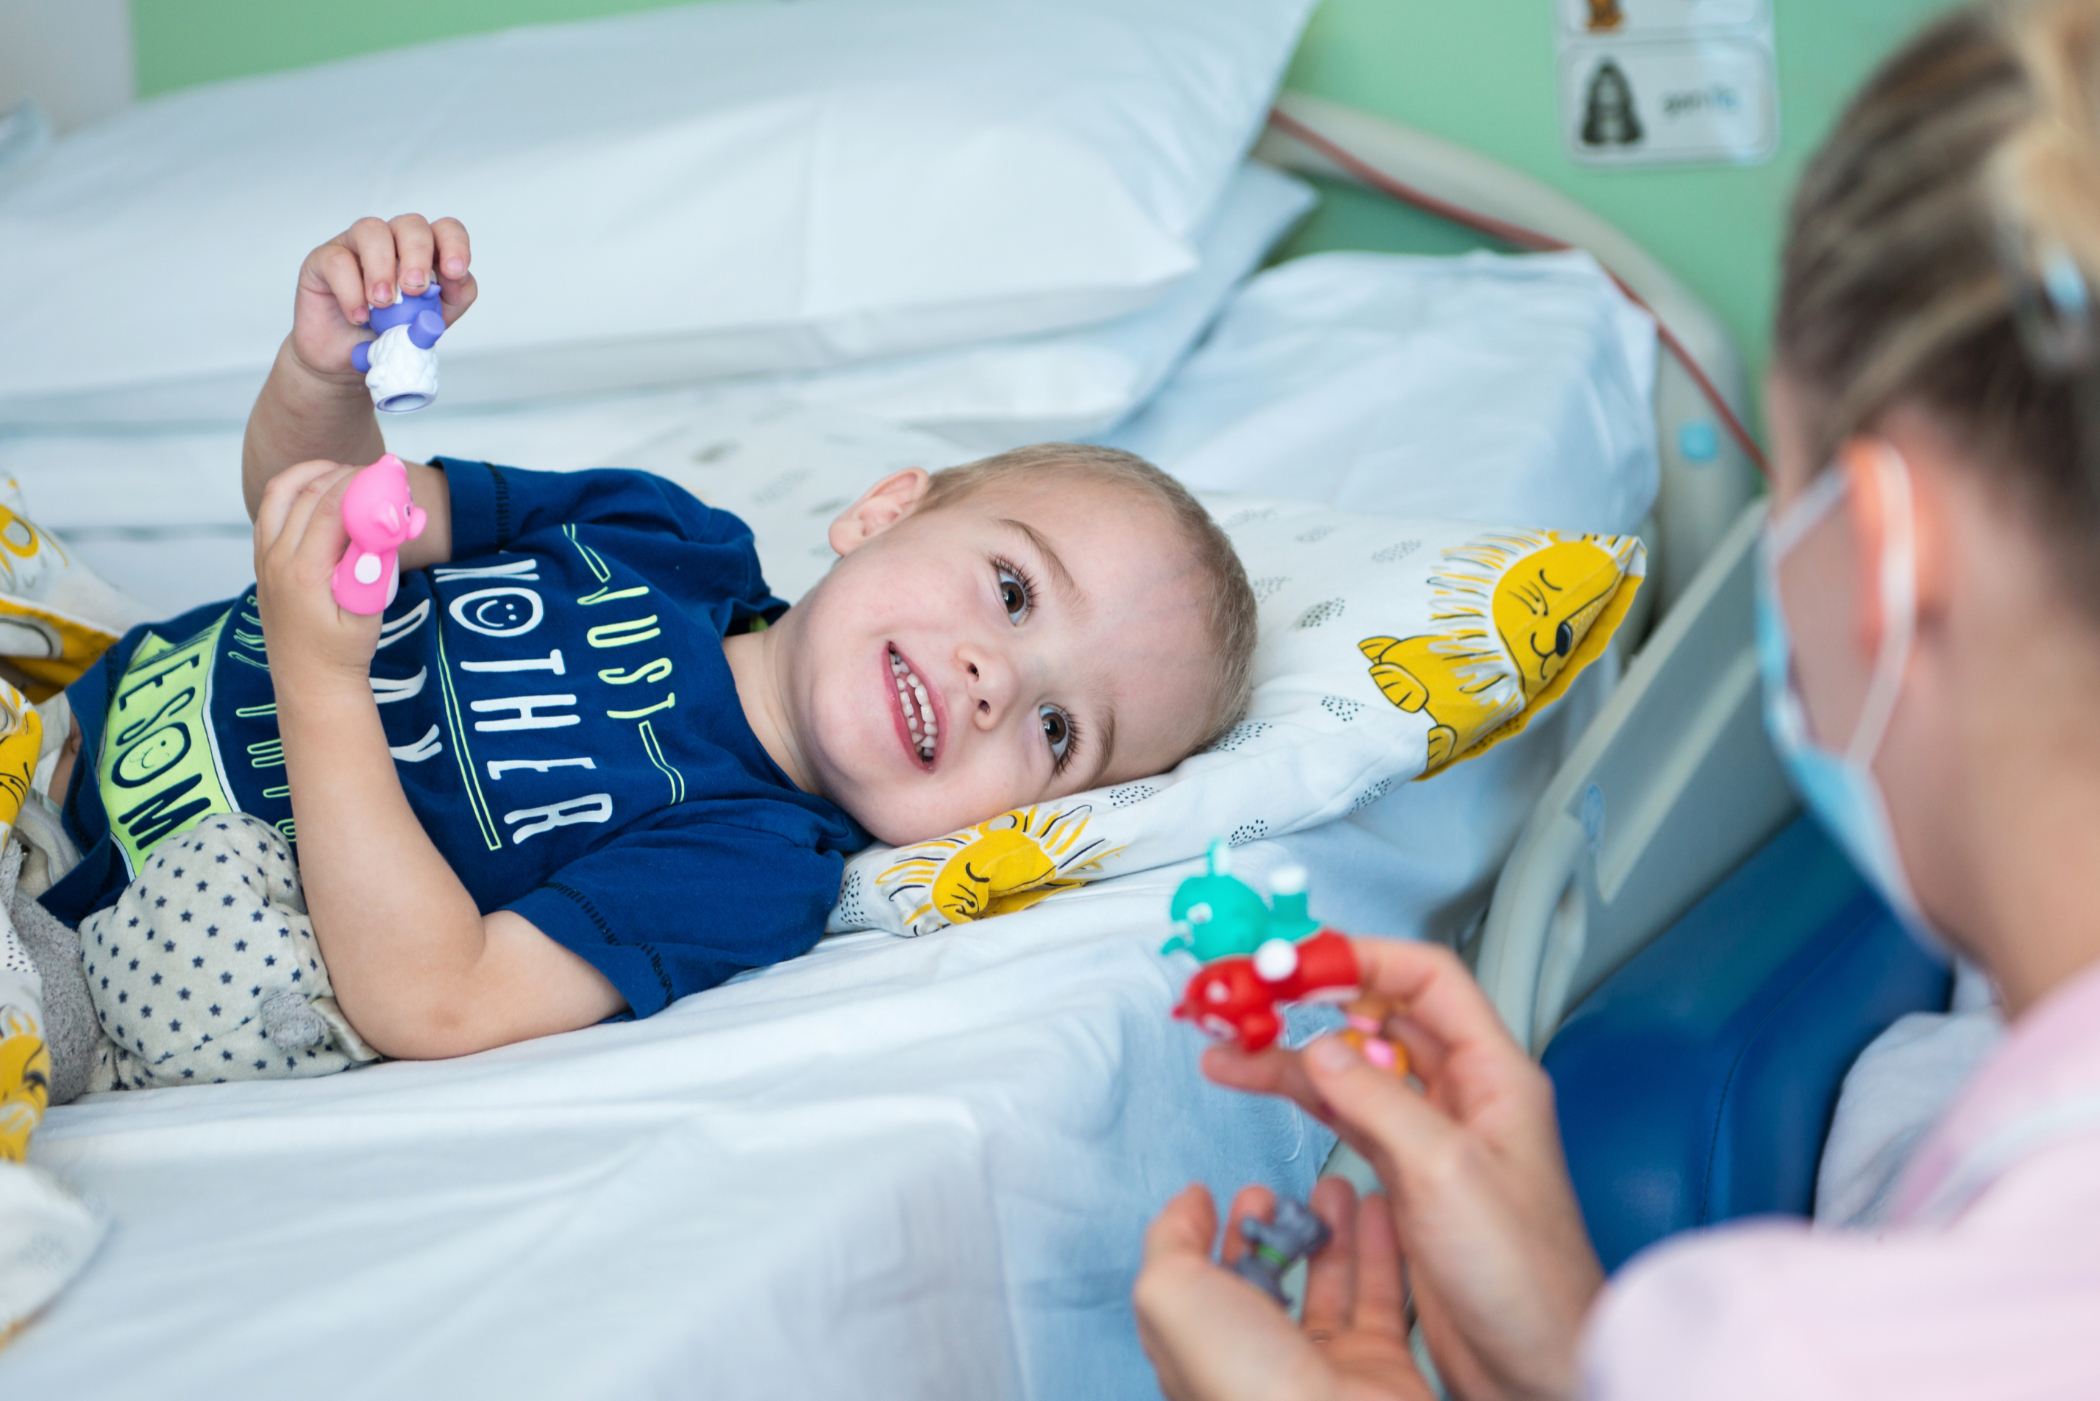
331, 454, 428, 615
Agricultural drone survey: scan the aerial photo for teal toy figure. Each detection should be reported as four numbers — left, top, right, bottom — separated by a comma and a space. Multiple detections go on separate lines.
1164, 839, 1410, 1071
1162, 841, 1318, 961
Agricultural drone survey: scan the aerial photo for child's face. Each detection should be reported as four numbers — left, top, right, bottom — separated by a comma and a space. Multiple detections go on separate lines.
772, 471, 1220, 847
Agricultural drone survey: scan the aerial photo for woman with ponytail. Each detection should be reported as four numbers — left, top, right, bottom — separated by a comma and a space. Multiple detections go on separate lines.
1134, 3, 2100, 1396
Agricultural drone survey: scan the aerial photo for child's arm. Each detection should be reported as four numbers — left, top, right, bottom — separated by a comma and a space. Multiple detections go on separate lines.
253, 460, 627, 1058
242, 215, 474, 570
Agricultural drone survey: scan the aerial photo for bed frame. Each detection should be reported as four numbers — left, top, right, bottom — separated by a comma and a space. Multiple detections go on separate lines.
1257, 93, 1792, 1053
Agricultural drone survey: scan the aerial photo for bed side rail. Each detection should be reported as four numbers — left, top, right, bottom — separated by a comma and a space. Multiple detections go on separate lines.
1472, 501, 1798, 1053
1254, 91, 1759, 611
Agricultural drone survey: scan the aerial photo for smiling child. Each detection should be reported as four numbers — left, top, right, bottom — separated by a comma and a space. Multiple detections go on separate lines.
30, 215, 1257, 1090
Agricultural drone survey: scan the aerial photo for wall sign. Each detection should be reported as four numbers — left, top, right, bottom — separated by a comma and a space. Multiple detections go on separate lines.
1558, 0, 1779, 167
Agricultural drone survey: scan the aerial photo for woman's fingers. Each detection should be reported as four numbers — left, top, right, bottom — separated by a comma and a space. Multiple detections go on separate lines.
1219, 1185, 1276, 1267
1349, 939, 1526, 1068
1203, 940, 1526, 1122
344, 216, 400, 311
1302, 1034, 1465, 1192
1142, 1185, 1220, 1270
1202, 1042, 1312, 1101
1137, 1186, 1341, 1401
1299, 1177, 1359, 1338
1351, 1191, 1410, 1340
389, 213, 436, 297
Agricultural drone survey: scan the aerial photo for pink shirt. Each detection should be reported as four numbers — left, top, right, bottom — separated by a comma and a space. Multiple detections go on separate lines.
1582, 956, 2100, 1399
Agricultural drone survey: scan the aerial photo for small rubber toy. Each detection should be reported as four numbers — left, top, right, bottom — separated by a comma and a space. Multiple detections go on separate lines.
1164, 840, 1318, 962
1231, 1196, 1332, 1304
1173, 929, 1360, 1053
1338, 996, 1406, 1073
332, 454, 427, 615
1166, 841, 1409, 1073
351, 285, 445, 413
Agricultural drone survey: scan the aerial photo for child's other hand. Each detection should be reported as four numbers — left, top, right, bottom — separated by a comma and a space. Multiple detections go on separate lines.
254, 461, 382, 690
289, 214, 476, 382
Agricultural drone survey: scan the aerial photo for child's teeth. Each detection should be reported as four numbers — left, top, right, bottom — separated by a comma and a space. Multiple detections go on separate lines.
891, 646, 936, 764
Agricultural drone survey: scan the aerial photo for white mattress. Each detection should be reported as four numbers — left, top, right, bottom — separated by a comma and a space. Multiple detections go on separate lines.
0, 249, 1656, 1399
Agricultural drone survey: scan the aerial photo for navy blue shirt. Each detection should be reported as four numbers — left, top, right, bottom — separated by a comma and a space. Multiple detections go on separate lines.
46, 459, 866, 1016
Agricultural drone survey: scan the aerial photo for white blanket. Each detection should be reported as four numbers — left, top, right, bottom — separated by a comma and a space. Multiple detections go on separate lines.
8, 863, 1326, 1399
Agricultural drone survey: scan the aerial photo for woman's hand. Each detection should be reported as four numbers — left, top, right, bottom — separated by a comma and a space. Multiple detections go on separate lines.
1136, 1177, 1434, 1401
253, 459, 380, 691
1202, 940, 1604, 1401
288, 213, 477, 384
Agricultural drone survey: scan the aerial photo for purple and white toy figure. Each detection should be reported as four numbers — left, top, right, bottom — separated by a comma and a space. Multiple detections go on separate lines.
352, 284, 445, 413
332, 454, 428, 615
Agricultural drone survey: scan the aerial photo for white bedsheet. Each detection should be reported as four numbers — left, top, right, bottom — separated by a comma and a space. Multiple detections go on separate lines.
8, 864, 1323, 1400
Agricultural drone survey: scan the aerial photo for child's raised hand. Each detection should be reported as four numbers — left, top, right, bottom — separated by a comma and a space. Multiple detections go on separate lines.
289, 215, 476, 382
253, 461, 383, 689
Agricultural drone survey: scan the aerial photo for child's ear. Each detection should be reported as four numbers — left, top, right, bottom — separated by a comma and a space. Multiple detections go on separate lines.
830, 469, 931, 557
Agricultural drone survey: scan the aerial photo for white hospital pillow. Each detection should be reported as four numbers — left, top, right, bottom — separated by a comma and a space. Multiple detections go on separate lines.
826, 496, 1646, 938
1107, 250, 1661, 535
0, 0, 1313, 427
781, 162, 1316, 448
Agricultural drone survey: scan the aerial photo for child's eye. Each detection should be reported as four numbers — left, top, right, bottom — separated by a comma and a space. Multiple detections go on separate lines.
995, 561, 1035, 624
1040, 705, 1075, 769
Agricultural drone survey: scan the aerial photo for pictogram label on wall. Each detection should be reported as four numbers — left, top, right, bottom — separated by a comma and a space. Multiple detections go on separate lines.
1558, 0, 1778, 166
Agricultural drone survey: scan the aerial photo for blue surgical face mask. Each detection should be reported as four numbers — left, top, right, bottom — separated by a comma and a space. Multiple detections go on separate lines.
1755, 444, 1945, 960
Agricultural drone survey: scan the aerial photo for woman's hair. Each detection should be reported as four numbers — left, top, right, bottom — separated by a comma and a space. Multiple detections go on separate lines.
921, 442, 1258, 753
1777, 0, 2100, 608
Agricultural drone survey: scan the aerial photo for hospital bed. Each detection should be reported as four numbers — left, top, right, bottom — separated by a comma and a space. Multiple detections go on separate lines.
1272, 95, 1954, 1254
0, 8, 1835, 1394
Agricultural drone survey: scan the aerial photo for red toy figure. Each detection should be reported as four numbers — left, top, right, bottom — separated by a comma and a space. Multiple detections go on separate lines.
1164, 846, 1410, 1074
1172, 929, 1361, 1053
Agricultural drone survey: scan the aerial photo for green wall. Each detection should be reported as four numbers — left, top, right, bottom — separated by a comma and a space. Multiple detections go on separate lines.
132, 0, 1963, 388
1277, 0, 1962, 393
130, 1, 701, 91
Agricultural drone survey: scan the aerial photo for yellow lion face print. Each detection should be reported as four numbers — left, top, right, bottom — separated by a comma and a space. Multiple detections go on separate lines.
1490, 538, 1624, 697
0, 504, 47, 575
0, 684, 40, 832
1360, 531, 1635, 776
0, 492, 119, 701
0, 1004, 50, 1164
1357, 634, 1503, 771
880, 805, 1122, 934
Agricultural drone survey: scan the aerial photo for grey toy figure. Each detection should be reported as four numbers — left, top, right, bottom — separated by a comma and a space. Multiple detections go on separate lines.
1230, 1196, 1332, 1304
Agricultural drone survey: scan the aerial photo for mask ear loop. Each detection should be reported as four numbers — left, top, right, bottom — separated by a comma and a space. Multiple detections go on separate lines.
1760, 464, 1855, 756
1845, 443, 1918, 770
1766, 463, 1851, 560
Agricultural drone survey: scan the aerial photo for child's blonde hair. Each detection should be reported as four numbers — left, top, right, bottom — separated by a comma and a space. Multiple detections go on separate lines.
920, 443, 1258, 755
1778, 0, 2100, 609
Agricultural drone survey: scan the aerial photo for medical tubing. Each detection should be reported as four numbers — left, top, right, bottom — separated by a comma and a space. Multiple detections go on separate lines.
1266, 108, 1771, 479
